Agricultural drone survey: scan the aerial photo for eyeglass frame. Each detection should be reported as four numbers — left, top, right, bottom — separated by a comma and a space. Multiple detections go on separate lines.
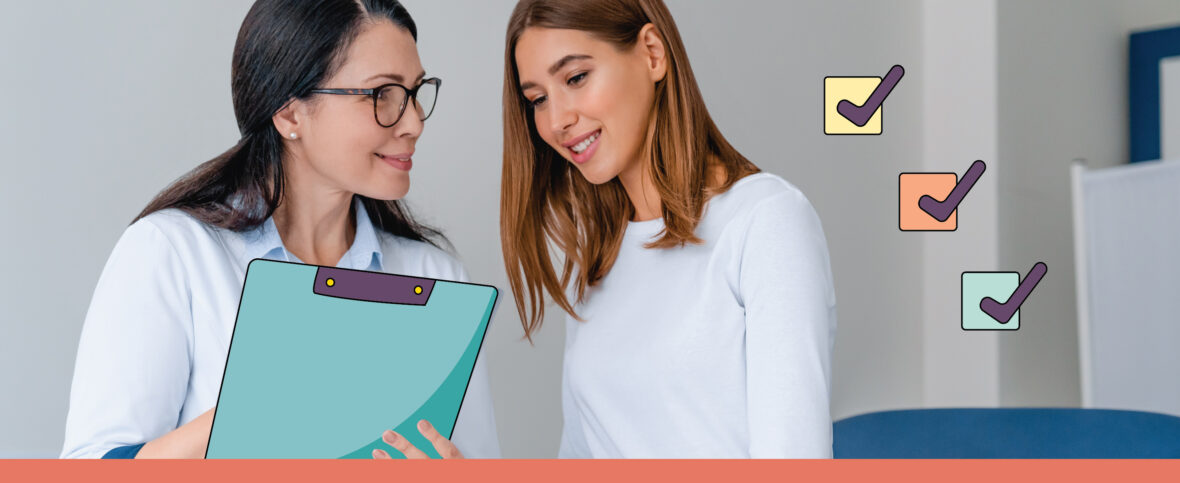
306, 77, 442, 128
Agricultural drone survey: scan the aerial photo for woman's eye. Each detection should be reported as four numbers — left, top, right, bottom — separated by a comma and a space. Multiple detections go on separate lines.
528, 96, 547, 108
568, 72, 588, 86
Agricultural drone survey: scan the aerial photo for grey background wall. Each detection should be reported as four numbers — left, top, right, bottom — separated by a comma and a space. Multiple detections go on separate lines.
0, 1, 253, 458
0, 0, 1174, 458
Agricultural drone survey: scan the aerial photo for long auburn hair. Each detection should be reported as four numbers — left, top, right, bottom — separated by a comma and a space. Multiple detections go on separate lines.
134, 0, 443, 247
501, 0, 760, 340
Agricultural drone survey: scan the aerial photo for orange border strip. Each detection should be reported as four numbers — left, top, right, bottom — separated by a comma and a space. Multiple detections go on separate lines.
2, 459, 1178, 482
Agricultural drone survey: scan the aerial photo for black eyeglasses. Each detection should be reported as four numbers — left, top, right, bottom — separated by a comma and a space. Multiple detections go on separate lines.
308, 77, 441, 127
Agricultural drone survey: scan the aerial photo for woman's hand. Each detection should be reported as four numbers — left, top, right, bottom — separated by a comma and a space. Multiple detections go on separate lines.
372, 419, 464, 459
135, 407, 215, 459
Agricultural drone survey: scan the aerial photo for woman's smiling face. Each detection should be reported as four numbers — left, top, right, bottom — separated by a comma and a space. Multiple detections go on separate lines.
283, 19, 427, 201
515, 27, 663, 185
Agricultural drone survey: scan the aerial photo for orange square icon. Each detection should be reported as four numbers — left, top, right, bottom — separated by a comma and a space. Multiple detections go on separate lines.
899, 172, 957, 231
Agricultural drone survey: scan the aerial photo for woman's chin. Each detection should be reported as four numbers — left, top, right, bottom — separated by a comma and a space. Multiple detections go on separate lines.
573, 164, 617, 186
361, 182, 410, 202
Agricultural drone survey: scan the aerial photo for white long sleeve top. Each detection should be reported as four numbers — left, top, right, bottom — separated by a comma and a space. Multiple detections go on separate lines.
558, 172, 837, 458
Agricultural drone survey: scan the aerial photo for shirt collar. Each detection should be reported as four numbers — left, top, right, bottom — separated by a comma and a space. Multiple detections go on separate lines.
242, 196, 384, 271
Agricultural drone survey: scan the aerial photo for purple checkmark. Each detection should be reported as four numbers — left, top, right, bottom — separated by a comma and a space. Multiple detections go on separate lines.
918, 160, 987, 222
836, 64, 905, 127
980, 262, 1047, 324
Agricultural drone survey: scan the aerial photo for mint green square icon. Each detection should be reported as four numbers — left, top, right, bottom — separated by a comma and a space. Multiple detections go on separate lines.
961, 272, 1020, 330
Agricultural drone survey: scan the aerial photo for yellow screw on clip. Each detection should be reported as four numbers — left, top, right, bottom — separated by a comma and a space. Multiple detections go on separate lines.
326, 278, 335, 287
414, 285, 422, 295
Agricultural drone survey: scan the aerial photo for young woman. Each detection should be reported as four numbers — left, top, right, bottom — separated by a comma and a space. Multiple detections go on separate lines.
500, 0, 837, 458
60, 0, 497, 459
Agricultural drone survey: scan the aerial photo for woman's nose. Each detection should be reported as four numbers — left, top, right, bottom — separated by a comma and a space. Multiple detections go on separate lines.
393, 101, 425, 138
548, 96, 577, 135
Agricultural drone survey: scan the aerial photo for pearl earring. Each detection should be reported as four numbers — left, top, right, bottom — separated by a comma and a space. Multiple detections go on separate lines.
289, 132, 297, 139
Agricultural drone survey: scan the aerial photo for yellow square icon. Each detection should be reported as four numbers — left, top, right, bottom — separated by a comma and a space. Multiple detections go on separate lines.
824, 77, 883, 135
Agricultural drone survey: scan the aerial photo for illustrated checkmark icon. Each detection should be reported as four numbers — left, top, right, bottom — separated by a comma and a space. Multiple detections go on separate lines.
979, 262, 1047, 324
918, 160, 987, 222
836, 64, 904, 127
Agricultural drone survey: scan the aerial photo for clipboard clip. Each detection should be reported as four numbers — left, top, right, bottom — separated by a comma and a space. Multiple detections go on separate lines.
313, 266, 435, 306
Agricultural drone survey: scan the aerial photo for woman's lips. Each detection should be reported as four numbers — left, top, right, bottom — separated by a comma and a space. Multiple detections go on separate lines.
569, 130, 601, 164
562, 128, 599, 148
376, 153, 412, 171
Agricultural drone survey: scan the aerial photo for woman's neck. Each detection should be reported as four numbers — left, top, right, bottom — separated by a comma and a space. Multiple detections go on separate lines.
618, 118, 664, 222
616, 147, 727, 223
271, 178, 357, 267
617, 161, 662, 222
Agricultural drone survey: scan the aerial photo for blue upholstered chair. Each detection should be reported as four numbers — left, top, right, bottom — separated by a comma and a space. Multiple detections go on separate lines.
833, 408, 1180, 458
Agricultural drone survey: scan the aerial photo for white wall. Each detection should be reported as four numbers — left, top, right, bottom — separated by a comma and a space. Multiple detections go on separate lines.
0, 1, 251, 457
920, 0, 1001, 407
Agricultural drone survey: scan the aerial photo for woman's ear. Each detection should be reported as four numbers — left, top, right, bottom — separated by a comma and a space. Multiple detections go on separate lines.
272, 99, 303, 140
637, 23, 667, 83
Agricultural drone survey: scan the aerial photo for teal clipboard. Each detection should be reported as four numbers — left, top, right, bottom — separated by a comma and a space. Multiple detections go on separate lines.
206, 259, 497, 459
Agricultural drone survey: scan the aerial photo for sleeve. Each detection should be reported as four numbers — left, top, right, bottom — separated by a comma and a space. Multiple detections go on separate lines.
60, 218, 194, 459
443, 263, 502, 458
738, 190, 837, 458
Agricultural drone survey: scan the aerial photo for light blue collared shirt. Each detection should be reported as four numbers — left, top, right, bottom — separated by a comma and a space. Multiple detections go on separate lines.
61, 197, 500, 458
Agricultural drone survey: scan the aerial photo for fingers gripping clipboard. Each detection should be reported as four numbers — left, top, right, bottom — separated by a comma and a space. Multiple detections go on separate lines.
206, 259, 497, 458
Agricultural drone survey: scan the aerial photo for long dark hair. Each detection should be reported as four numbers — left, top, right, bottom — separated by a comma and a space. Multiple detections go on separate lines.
135, 0, 444, 247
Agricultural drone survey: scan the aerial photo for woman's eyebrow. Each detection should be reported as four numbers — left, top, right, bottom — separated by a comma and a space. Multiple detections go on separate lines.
520, 54, 593, 90
548, 54, 591, 75
362, 71, 427, 84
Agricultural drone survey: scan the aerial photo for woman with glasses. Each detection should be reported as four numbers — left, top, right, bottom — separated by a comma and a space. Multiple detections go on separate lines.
497, 0, 835, 458
60, 0, 496, 459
